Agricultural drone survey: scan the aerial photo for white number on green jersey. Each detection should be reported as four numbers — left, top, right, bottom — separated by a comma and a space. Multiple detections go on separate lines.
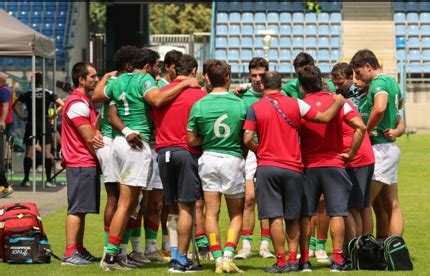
214, 114, 231, 138
119, 92, 129, 115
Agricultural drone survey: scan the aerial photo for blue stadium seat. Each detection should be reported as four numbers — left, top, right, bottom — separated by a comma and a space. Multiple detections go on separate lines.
422, 37, 430, 48
319, 63, 330, 73
45, 2, 57, 11
278, 64, 293, 73
405, 1, 417, 12
280, 12, 292, 23
241, 36, 253, 48
280, 37, 292, 47
305, 13, 317, 23
420, 12, 430, 24
393, 2, 405, 12
279, 49, 291, 61
292, 1, 304, 11
254, 37, 264, 48
31, 13, 42, 24
217, 12, 228, 23
292, 37, 304, 48
31, 22, 41, 31
227, 49, 239, 62
57, 15, 67, 24
241, 1, 254, 12
395, 25, 406, 36
7, 11, 18, 18
279, 1, 292, 11
217, 2, 229, 12
241, 24, 253, 36
229, 62, 240, 73
241, 49, 253, 61
318, 24, 330, 36
318, 12, 330, 23
58, 2, 69, 12
56, 28, 65, 37
422, 49, 430, 61
306, 24, 317, 36
330, 1, 342, 11
407, 24, 419, 36
228, 37, 240, 48
419, 2, 430, 12
317, 49, 330, 61
406, 12, 419, 23
291, 50, 301, 60
330, 13, 342, 23
55, 35, 62, 43
269, 49, 278, 61
229, 1, 241, 11
408, 37, 420, 48
43, 29, 54, 37
331, 37, 341, 49
229, 12, 241, 23
254, 24, 266, 34
215, 37, 227, 48
18, 12, 29, 24
408, 49, 421, 61
43, 23, 53, 31
271, 37, 279, 48
396, 37, 406, 48
229, 24, 240, 36
6, 2, 18, 11
420, 25, 430, 36
216, 24, 228, 36
396, 49, 406, 61
423, 62, 430, 72
407, 62, 422, 73
0, 2, 6, 10
267, 12, 279, 23
394, 12, 406, 23
305, 37, 317, 48
241, 12, 254, 23
331, 24, 341, 36
255, 1, 266, 11
318, 37, 330, 48
254, 49, 265, 58
268, 24, 279, 34
19, 2, 31, 12
306, 50, 316, 60
331, 49, 340, 61
292, 24, 304, 35
267, 2, 280, 11
32, 2, 44, 12
215, 49, 227, 60
279, 24, 291, 35
44, 11, 55, 23
292, 12, 304, 22
254, 12, 266, 23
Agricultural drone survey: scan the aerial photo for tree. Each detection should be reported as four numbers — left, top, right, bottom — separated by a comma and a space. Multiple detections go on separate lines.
89, 2, 106, 33
149, 4, 212, 34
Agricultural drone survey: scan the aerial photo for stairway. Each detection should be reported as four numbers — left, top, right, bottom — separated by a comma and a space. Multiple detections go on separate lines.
341, 2, 397, 76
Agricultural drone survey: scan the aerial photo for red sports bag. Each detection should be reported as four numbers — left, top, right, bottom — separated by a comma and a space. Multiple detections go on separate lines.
0, 203, 45, 261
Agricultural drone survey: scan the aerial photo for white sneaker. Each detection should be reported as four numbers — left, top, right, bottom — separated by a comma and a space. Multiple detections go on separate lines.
259, 247, 275, 259
234, 248, 252, 259
315, 249, 330, 263
45, 181, 57, 188
144, 251, 167, 262
309, 249, 315, 257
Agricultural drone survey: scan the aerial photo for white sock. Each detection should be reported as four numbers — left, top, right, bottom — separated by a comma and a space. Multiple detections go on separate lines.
242, 239, 251, 251
215, 256, 223, 267
130, 236, 142, 253
223, 250, 234, 262
162, 235, 170, 251
119, 244, 128, 256
260, 240, 269, 250
145, 239, 157, 253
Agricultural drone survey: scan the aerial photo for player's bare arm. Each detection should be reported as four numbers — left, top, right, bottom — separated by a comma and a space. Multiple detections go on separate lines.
367, 92, 388, 135
340, 116, 366, 162
12, 99, 27, 121
243, 130, 258, 153
76, 124, 98, 154
187, 131, 201, 147
144, 77, 200, 108
107, 103, 143, 149
55, 98, 65, 115
313, 94, 345, 123
91, 71, 117, 103
384, 114, 405, 141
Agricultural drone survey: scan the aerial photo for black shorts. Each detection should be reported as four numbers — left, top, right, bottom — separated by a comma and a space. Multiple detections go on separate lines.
66, 167, 101, 215
347, 164, 375, 209
302, 167, 353, 217
158, 147, 202, 206
255, 166, 304, 220
23, 123, 52, 145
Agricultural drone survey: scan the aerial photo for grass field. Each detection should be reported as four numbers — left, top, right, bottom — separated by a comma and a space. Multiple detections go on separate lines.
1, 134, 429, 274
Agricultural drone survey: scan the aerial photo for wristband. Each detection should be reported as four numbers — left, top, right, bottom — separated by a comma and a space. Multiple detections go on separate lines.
122, 127, 138, 137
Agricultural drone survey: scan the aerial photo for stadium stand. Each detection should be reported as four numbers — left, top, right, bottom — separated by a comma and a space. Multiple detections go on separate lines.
0, 1, 70, 69
213, 1, 343, 74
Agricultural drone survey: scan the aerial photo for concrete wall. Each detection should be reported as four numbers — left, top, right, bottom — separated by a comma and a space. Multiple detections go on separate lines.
405, 103, 430, 130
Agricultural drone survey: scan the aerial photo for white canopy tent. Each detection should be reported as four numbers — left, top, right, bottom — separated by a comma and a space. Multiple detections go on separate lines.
0, 9, 56, 193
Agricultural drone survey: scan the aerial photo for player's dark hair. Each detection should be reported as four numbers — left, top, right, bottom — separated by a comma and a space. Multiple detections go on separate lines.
350, 49, 381, 69
164, 50, 183, 67
133, 48, 160, 69
207, 60, 230, 88
72, 62, 95, 88
248, 57, 269, 72
113, 45, 139, 72
35, 72, 43, 87
176, 55, 198, 76
298, 65, 323, 93
293, 52, 315, 69
203, 59, 217, 75
262, 71, 282, 90
331, 62, 353, 79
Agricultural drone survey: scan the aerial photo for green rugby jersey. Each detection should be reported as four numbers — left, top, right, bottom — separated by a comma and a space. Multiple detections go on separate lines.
188, 92, 248, 158
157, 77, 169, 89
105, 72, 156, 142
281, 78, 336, 99
367, 74, 402, 144
237, 88, 263, 144
100, 77, 116, 138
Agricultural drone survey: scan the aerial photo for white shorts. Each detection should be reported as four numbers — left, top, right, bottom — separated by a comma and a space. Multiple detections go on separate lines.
198, 152, 245, 196
144, 150, 163, 191
372, 143, 400, 185
112, 135, 152, 188
245, 151, 257, 181
95, 136, 119, 183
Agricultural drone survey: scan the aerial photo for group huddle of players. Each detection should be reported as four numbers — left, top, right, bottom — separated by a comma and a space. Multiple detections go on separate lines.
88, 46, 404, 273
